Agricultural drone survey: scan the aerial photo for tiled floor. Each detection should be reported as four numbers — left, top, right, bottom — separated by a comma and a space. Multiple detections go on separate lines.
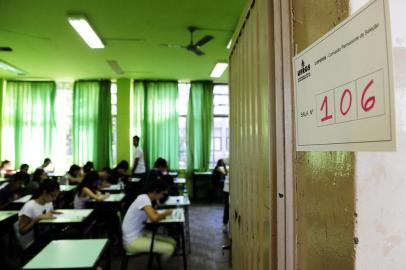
112, 202, 231, 270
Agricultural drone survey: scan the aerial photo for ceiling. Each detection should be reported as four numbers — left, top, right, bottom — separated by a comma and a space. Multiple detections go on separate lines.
0, 0, 246, 82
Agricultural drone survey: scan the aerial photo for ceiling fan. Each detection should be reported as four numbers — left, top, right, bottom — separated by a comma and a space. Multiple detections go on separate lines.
0, 47, 12, 52
161, 26, 214, 56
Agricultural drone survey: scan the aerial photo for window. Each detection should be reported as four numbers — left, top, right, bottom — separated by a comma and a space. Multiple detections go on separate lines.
210, 84, 229, 168
111, 82, 117, 166
177, 83, 230, 169
178, 83, 190, 169
54, 82, 73, 172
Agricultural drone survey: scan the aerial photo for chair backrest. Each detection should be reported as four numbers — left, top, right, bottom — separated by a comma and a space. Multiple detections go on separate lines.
13, 220, 34, 251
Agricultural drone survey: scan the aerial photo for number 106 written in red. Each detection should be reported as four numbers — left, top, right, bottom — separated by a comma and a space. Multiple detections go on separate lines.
316, 70, 385, 126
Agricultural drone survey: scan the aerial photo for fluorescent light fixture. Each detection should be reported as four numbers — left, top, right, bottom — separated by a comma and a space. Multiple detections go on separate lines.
68, 16, 104, 48
210, 62, 228, 78
226, 39, 232, 49
0, 60, 26, 75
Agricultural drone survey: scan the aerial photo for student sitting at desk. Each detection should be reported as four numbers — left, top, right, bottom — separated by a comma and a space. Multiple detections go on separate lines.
97, 167, 112, 189
19, 164, 31, 185
0, 160, 14, 178
122, 178, 176, 261
39, 158, 55, 174
27, 168, 48, 194
109, 160, 131, 185
146, 158, 169, 182
18, 179, 60, 249
83, 161, 95, 174
74, 171, 109, 209
62, 164, 83, 185
0, 172, 24, 209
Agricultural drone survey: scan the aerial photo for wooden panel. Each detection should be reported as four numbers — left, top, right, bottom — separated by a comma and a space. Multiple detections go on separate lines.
292, 1, 355, 270
229, 0, 276, 269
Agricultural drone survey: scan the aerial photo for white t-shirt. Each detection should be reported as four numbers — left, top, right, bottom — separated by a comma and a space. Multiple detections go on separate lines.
133, 146, 146, 173
223, 175, 230, 193
122, 194, 151, 245
73, 193, 90, 209
17, 200, 54, 249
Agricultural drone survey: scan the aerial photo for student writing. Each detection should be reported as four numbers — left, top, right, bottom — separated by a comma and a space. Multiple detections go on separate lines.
73, 171, 109, 209
122, 178, 176, 261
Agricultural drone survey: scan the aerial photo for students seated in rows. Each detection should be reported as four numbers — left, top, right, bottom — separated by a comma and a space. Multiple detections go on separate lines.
18, 180, 60, 249
122, 178, 176, 260
147, 158, 169, 180
39, 158, 55, 174
62, 164, 83, 185
0, 172, 24, 209
74, 171, 109, 209
26, 168, 48, 194
97, 167, 112, 189
0, 160, 14, 178
110, 160, 130, 184
19, 164, 31, 186
83, 161, 95, 174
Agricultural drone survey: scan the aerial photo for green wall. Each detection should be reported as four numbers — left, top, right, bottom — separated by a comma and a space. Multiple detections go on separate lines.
0, 79, 3, 158
116, 78, 131, 165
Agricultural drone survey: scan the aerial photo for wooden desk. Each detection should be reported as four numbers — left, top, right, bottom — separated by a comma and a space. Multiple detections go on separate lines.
168, 171, 178, 178
9, 194, 32, 210
0, 211, 18, 257
159, 196, 191, 253
23, 239, 109, 269
101, 184, 124, 194
161, 196, 190, 207
104, 193, 125, 202
35, 209, 95, 239
0, 210, 18, 232
174, 178, 186, 184
130, 177, 141, 183
85, 193, 125, 212
147, 208, 187, 270
59, 185, 76, 192
47, 172, 64, 178
0, 177, 8, 186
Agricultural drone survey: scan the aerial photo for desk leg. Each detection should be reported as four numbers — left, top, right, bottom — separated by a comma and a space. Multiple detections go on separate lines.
185, 206, 191, 254
192, 176, 196, 199
148, 227, 156, 270
106, 241, 111, 270
180, 224, 187, 270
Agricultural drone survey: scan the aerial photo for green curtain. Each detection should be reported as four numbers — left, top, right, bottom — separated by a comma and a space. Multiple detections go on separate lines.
187, 81, 213, 172
132, 81, 146, 150
1, 81, 56, 168
133, 81, 179, 169
73, 80, 112, 169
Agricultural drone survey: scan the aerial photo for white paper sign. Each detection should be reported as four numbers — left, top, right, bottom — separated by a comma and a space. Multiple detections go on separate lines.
293, 0, 395, 151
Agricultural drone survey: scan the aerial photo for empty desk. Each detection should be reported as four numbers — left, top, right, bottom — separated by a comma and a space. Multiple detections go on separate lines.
23, 239, 109, 269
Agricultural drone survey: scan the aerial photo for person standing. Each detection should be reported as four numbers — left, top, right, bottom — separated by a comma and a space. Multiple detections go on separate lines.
132, 136, 146, 179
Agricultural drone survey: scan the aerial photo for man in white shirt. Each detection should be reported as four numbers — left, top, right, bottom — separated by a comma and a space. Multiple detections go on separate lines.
132, 135, 146, 179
